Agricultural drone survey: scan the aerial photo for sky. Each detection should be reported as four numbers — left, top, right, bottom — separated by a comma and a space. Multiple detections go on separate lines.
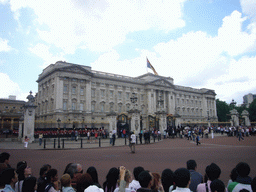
0, 0, 256, 105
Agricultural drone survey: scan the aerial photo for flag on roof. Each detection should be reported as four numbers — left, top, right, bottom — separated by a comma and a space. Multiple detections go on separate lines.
147, 58, 158, 75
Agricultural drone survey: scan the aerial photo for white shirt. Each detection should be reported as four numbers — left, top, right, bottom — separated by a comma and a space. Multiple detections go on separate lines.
130, 134, 136, 143
129, 180, 141, 192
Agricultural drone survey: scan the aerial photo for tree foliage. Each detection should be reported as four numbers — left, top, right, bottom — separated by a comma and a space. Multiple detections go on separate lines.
216, 99, 230, 122
248, 99, 256, 122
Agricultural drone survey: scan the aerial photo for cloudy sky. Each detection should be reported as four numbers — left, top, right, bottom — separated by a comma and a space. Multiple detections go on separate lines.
0, 0, 256, 105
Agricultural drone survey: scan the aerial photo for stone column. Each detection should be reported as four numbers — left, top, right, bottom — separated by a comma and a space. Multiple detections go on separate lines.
106, 112, 117, 133
128, 109, 141, 135
230, 109, 239, 127
156, 111, 167, 133
23, 92, 37, 143
18, 117, 24, 141
241, 110, 251, 126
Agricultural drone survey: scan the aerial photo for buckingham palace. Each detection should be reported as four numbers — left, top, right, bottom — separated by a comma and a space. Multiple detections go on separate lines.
35, 61, 218, 134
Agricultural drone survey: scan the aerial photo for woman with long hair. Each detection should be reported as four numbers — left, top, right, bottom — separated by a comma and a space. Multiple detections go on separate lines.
103, 167, 119, 192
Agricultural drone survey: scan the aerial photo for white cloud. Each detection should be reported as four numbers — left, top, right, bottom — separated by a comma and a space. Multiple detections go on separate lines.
240, 0, 256, 22
8, 0, 186, 53
29, 43, 65, 68
218, 11, 256, 56
92, 10, 256, 104
0, 37, 12, 52
0, 73, 22, 99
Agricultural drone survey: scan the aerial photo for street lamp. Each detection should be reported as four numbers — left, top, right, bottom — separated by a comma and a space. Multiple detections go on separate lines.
57, 118, 61, 148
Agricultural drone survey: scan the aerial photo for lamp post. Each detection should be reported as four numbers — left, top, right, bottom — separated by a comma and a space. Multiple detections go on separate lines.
57, 118, 61, 148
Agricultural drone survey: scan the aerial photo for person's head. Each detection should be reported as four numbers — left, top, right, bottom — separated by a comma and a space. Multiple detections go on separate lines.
76, 173, 93, 192
151, 172, 161, 191
22, 176, 37, 192
174, 168, 190, 188
1, 168, 17, 185
118, 169, 132, 185
39, 165, 50, 178
46, 169, 58, 183
61, 174, 71, 187
16, 161, 27, 170
66, 163, 83, 179
0, 163, 8, 174
63, 163, 73, 175
86, 166, 99, 184
187, 160, 197, 170
133, 166, 145, 181
16, 164, 32, 181
205, 163, 221, 181
236, 162, 250, 177
138, 171, 153, 188
161, 169, 175, 192
210, 179, 225, 192
230, 167, 238, 182
0, 152, 10, 164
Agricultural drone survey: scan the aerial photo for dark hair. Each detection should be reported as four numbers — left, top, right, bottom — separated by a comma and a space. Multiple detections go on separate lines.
22, 176, 37, 192
87, 166, 99, 184
45, 169, 58, 182
103, 167, 119, 192
187, 160, 197, 170
236, 162, 250, 177
0, 152, 10, 163
39, 165, 50, 177
76, 173, 93, 192
63, 163, 73, 175
206, 163, 221, 181
210, 179, 225, 192
174, 168, 190, 188
16, 164, 27, 181
230, 168, 238, 182
133, 166, 145, 181
138, 171, 152, 188
1, 168, 16, 184
16, 161, 27, 170
161, 169, 175, 192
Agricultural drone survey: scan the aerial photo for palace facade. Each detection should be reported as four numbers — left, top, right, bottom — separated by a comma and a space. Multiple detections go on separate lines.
35, 61, 218, 132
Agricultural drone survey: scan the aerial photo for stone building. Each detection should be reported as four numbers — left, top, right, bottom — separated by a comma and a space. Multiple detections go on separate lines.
35, 61, 218, 134
243, 93, 256, 108
0, 96, 25, 132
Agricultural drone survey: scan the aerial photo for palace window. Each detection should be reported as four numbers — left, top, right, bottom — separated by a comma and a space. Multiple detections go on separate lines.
92, 89, 95, 97
63, 85, 68, 93
72, 87, 76, 94
91, 104, 95, 112
63, 101, 67, 110
110, 90, 114, 98
72, 102, 76, 110
80, 103, 84, 111
80, 88, 84, 95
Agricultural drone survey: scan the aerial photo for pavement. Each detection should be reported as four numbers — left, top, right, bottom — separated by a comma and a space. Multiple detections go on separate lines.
0, 136, 161, 150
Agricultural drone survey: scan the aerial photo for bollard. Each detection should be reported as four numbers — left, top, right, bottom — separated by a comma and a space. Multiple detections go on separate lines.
58, 137, 60, 149
44, 139, 46, 149
62, 139, 64, 149
81, 138, 83, 148
154, 136, 155, 142
54, 139, 56, 148
99, 138, 101, 147
136, 136, 138, 145
125, 137, 127, 145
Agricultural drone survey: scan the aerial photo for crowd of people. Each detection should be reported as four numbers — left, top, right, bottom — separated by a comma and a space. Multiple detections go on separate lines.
0, 152, 255, 192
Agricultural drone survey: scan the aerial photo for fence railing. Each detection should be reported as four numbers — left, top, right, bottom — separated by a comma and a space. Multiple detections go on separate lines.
42, 135, 162, 149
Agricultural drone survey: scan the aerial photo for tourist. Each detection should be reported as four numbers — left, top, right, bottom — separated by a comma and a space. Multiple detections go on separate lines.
186, 160, 203, 192
161, 168, 175, 192
172, 168, 191, 192
22, 176, 37, 192
103, 167, 119, 192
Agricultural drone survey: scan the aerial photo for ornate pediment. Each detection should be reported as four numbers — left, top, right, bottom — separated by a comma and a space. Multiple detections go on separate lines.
205, 90, 216, 96
58, 65, 93, 76
147, 79, 174, 88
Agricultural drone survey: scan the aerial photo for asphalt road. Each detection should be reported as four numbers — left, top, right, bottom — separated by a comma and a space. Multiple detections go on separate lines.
1, 135, 256, 187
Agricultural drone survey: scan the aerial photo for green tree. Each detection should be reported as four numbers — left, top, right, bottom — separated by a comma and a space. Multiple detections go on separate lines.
248, 99, 256, 122
216, 99, 230, 122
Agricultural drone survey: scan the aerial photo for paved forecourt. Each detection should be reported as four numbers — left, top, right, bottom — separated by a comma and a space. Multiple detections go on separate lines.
1, 134, 256, 187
